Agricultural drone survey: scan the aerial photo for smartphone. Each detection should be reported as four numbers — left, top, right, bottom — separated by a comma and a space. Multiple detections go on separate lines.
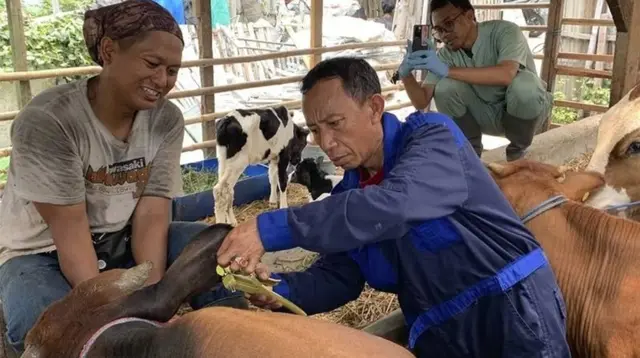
411, 24, 431, 52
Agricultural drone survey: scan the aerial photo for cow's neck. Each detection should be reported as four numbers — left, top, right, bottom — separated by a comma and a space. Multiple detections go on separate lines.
81, 318, 169, 358
524, 198, 640, 357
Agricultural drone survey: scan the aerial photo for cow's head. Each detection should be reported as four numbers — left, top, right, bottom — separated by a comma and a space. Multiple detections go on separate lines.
287, 123, 310, 166
22, 224, 240, 358
585, 83, 640, 218
485, 159, 605, 217
22, 262, 153, 358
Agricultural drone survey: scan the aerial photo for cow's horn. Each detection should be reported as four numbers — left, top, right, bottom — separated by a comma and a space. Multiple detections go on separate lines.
485, 162, 507, 175
20, 345, 40, 358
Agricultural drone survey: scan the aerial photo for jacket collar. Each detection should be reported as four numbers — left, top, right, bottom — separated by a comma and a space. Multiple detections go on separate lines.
339, 112, 404, 190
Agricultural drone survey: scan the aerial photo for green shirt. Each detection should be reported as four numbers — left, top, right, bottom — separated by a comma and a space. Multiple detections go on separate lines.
424, 19, 540, 105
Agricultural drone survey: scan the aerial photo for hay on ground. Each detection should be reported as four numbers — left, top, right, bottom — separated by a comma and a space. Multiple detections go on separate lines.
313, 285, 399, 329
194, 180, 399, 329
562, 151, 593, 172
202, 183, 311, 224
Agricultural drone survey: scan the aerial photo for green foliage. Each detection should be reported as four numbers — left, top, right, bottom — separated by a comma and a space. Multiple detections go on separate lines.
551, 90, 578, 125
24, 0, 94, 18
0, 10, 94, 82
551, 77, 611, 125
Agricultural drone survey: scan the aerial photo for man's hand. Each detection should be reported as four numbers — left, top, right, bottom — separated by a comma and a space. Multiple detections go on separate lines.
216, 218, 266, 274
245, 263, 283, 310
407, 49, 450, 78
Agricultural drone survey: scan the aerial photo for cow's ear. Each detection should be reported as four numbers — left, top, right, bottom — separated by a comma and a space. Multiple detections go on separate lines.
558, 171, 605, 202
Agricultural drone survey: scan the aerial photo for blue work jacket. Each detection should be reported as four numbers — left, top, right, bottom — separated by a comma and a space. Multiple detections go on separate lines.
256, 111, 549, 350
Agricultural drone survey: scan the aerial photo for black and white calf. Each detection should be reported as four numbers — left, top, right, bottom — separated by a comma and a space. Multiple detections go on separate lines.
290, 157, 343, 202
213, 105, 309, 225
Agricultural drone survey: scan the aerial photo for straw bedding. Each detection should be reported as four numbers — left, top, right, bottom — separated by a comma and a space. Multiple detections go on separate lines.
181, 152, 593, 328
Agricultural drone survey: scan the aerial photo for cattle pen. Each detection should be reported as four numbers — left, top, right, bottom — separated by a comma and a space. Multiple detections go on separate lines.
0, 0, 639, 356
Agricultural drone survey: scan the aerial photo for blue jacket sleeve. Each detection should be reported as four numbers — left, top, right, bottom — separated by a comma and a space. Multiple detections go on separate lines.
270, 252, 366, 315
257, 122, 470, 253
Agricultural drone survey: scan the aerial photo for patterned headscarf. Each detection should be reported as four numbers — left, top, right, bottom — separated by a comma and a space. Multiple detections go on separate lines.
83, 0, 184, 65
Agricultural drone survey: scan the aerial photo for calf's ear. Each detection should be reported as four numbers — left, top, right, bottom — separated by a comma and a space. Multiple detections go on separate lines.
558, 171, 605, 202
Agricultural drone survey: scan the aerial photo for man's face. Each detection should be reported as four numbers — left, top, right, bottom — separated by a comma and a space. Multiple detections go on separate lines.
431, 4, 475, 51
302, 78, 384, 170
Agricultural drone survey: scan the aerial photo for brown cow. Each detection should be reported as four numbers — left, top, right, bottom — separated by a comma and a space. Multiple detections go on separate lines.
485, 159, 640, 358
21, 224, 413, 358
584, 82, 640, 220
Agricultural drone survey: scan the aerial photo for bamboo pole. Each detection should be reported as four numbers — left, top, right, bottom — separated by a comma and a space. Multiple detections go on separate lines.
194, 0, 216, 157
0, 65, 402, 123
540, 0, 564, 92
0, 99, 415, 157
309, 0, 323, 68
0, 41, 405, 82
165, 62, 400, 99
5, 0, 31, 107
182, 84, 405, 126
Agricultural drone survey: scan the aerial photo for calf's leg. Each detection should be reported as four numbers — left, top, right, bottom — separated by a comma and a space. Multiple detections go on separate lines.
222, 165, 246, 227
0, 254, 71, 355
268, 159, 279, 208
277, 156, 289, 209
213, 147, 229, 224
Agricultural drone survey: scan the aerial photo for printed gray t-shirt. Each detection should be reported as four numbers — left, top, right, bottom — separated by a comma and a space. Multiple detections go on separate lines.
0, 78, 184, 265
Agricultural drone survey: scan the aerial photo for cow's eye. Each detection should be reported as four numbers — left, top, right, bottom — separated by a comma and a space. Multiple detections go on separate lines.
626, 141, 640, 155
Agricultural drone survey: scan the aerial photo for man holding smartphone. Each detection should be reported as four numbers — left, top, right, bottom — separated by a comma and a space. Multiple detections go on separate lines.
399, 0, 552, 161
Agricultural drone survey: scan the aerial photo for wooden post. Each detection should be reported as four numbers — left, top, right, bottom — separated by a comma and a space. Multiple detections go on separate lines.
5, 0, 32, 108
195, 0, 216, 157
540, 0, 565, 93
608, 0, 640, 105
309, 0, 323, 68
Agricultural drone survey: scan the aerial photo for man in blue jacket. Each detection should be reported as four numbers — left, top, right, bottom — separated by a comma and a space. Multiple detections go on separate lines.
216, 57, 571, 357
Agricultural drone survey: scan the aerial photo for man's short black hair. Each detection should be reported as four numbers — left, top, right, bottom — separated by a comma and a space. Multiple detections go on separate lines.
430, 0, 474, 14
300, 57, 382, 104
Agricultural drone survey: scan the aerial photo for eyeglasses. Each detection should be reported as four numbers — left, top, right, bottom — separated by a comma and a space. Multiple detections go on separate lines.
431, 11, 465, 36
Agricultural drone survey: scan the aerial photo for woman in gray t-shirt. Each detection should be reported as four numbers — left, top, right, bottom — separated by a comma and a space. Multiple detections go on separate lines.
0, 0, 245, 354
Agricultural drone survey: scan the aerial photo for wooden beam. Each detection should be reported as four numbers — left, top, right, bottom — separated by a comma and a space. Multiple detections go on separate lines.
561, 18, 614, 26
559, 52, 614, 62
309, 0, 323, 68
540, 0, 564, 92
474, 3, 550, 9
195, 0, 216, 157
609, 0, 640, 105
553, 99, 609, 113
5, 0, 32, 108
555, 65, 613, 79
605, 0, 630, 32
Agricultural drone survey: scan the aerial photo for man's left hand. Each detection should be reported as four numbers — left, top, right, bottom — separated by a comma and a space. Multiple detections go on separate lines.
216, 218, 265, 274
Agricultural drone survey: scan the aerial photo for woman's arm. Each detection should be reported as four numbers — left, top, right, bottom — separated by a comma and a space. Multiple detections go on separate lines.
34, 202, 99, 287
11, 107, 97, 287
131, 104, 185, 284
132, 196, 171, 285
